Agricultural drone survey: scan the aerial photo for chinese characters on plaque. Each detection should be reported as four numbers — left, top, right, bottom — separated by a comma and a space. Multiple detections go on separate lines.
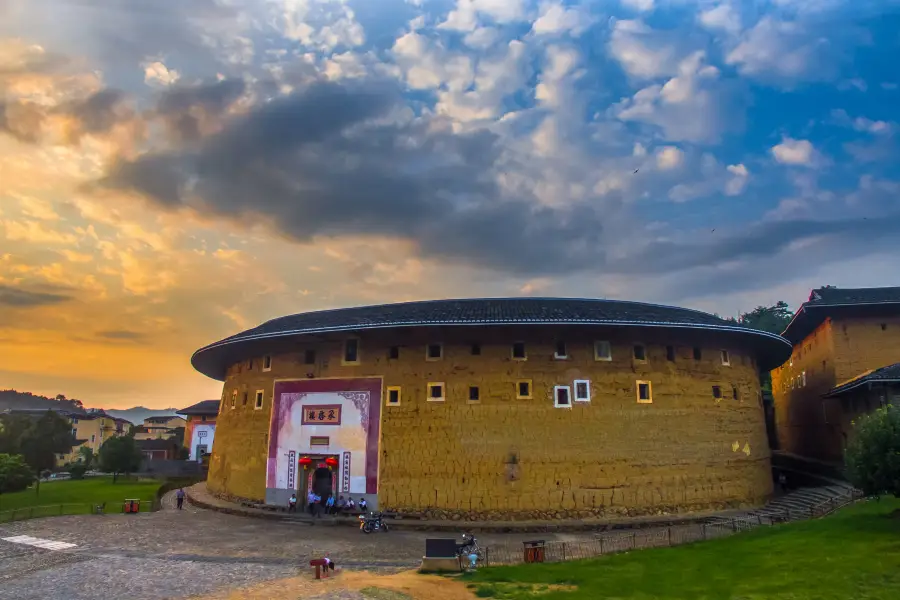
301, 405, 342, 425
287, 450, 296, 490
341, 451, 351, 493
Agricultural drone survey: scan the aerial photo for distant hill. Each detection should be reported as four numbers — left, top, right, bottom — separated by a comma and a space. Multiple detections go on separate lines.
104, 407, 179, 425
0, 390, 179, 425
0, 389, 86, 413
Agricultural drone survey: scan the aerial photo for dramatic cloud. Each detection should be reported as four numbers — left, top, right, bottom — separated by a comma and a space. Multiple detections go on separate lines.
771, 137, 819, 166
0, 284, 71, 307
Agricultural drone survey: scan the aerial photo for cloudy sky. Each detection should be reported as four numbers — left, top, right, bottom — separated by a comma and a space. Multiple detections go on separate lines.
1, 0, 898, 409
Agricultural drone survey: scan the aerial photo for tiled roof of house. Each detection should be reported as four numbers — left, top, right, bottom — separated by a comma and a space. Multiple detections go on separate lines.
177, 400, 220, 416
782, 286, 900, 343
191, 297, 792, 379
135, 438, 177, 451
823, 362, 900, 398
145, 415, 181, 424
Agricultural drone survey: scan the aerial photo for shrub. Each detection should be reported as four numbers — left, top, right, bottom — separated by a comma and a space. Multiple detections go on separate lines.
69, 463, 88, 480
845, 405, 900, 498
0, 453, 35, 493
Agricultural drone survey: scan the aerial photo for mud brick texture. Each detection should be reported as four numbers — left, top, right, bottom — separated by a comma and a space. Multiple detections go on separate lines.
773, 315, 900, 462
208, 325, 773, 520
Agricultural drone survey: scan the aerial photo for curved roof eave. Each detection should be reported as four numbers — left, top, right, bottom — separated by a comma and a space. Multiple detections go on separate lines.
191, 318, 793, 381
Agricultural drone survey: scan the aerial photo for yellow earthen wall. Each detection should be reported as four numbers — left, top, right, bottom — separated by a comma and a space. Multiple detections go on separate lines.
208, 327, 771, 519
772, 316, 900, 461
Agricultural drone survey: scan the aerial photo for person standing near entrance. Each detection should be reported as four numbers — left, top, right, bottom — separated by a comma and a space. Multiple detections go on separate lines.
307, 490, 318, 516
325, 494, 335, 515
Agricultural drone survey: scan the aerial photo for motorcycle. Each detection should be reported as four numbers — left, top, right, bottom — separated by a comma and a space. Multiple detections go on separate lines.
359, 512, 389, 533
456, 532, 484, 564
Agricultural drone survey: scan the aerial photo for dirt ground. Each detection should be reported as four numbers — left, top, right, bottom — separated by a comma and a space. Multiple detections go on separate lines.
188, 569, 478, 600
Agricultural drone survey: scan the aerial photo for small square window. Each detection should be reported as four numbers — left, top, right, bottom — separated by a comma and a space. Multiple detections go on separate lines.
427, 382, 445, 402
254, 390, 264, 410
881, 323, 887, 331
554, 341, 567, 359
247, 360, 253, 371
554, 385, 572, 408
386, 386, 401, 406
263, 355, 272, 371
574, 380, 591, 402
426, 343, 443, 361
388, 346, 400, 360
801, 371, 807, 387
511, 342, 527, 360
666, 345, 675, 361
516, 380, 532, 399
633, 344, 647, 361
471, 343, 482, 356
712, 385, 722, 399
343, 339, 360, 364
242, 392, 248, 406
732, 386, 740, 402
594, 340, 612, 361
304, 349, 316, 365
720, 350, 730, 366
469, 386, 480, 402
636, 381, 652, 404
693, 347, 702, 361
231, 390, 237, 409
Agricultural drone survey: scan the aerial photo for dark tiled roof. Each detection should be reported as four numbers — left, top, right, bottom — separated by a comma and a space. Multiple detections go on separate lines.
177, 400, 220, 416
782, 286, 900, 343
136, 438, 177, 451
192, 297, 792, 379
145, 415, 181, 423
823, 362, 900, 398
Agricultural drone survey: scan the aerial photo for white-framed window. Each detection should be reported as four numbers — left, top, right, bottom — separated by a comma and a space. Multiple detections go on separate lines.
516, 380, 532, 400
511, 342, 527, 360
554, 341, 568, 359
254, 390, 264, 410
427, 382, 445, 402
468, 386, 480, 403
720, 350, 730, 366
343, 338, 360, 365
574, 380, 591, 402
594, 340, 612, 361
386, 386, 401, 406
636, 381, 652, 404
554, 385, 572, 408
231, 390, 237, 409
426, 343, 443, 361
633, 344, 647, 362
263, 355, 272, 371
801, 371, 807, 387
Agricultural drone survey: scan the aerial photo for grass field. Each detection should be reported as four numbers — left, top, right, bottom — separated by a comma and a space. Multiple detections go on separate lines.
0, 477, 161, 520
464, 497, 900, 599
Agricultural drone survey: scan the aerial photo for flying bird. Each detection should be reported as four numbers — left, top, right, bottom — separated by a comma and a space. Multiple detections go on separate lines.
633, 168, 639, 174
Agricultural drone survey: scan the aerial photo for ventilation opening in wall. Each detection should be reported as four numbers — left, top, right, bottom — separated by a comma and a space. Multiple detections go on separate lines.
471, 343, 482, 355
636, 381, 652, 404
469, 386, 480, 402
693, 347, 702, 360
732, 386, 740, 401
426, 343, 443, 360
427, 382, 445, 402
882, 323, 888, 331
387, 387, 401, 406
554, 341, 567, 359
594, 340, 612, 361
343, 339, 359, 364
666, 345, 675, 361
633, 344, 647, 361
263, 355, 272, 371
304, 349, 316, 365
712, 385, 722, 399
388, 346, 400, 359
242, 392, 248, 406
516, 380, 532, 399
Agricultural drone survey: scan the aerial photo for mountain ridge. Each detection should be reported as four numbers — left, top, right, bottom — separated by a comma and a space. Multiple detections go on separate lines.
1, 390, 181, 425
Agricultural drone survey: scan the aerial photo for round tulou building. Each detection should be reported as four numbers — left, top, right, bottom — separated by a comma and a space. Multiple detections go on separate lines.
191, 297, 792, 521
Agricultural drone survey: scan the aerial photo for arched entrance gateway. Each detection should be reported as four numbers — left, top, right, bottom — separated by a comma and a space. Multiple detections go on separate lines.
300, 458, 339, 501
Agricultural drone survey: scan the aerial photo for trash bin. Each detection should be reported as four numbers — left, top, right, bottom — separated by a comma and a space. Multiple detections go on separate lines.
523, 540, 546, 563
124, 499, 141, 514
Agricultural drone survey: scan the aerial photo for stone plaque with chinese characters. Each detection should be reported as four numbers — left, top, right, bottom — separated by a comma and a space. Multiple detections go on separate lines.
301, 405, 342, 425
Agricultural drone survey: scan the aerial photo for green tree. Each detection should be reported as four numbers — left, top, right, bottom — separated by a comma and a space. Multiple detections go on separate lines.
18, 411, 75, 494
845, 406, 900, 498
0, 453, 34, 493
0, 412, 32, 454
68, 462, 88, 480
98, 436, 143, 483
78, 446, 96, 468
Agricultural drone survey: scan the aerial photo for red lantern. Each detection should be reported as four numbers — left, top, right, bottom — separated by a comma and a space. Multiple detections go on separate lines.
324, 457, 339, 468
298, 457, 312, 468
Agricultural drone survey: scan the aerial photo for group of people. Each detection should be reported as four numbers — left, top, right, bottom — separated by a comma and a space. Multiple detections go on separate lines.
287, 492, 368, 517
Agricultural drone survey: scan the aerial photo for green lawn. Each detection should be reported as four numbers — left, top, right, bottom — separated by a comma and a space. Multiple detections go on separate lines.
0, 477, 161, 520
464, 498, 900, 600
